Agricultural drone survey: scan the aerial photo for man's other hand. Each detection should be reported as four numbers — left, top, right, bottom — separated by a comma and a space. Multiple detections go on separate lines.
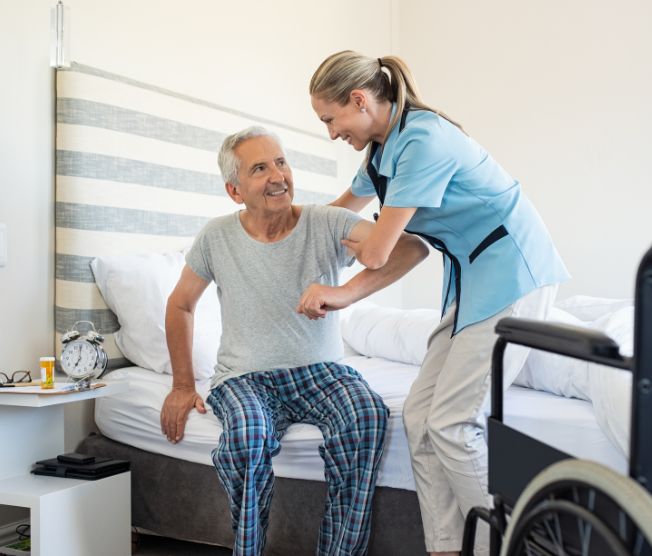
160, 386, 207, 443
296, 283, 353, 320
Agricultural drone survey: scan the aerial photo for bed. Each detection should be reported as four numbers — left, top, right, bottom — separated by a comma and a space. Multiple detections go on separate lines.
55, 62, 634, 555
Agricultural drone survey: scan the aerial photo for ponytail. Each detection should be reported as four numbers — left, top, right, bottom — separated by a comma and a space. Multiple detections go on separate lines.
377, 55, 465, 138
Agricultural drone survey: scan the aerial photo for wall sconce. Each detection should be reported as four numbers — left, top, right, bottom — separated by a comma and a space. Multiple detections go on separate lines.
50, 0, 71, 68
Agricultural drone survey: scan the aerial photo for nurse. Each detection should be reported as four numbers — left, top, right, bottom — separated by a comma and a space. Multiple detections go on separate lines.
306, 50, 570, 556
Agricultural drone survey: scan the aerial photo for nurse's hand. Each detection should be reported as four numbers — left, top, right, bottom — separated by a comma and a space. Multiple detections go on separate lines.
341, 237, 362, 258
342, 237, 386, 269
296, 283, 353, 320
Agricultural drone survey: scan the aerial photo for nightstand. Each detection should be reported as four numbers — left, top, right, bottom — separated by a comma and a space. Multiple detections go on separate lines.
0, 382, 130, 556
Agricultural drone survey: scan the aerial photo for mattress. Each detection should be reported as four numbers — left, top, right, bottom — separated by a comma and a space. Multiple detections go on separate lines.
95, 355, 626, 492
504, 386, 626, 474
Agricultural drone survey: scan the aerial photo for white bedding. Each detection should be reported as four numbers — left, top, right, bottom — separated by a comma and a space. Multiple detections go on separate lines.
515, 297, 634, 460
342, 296, 635, 462
96, 353, 626, 492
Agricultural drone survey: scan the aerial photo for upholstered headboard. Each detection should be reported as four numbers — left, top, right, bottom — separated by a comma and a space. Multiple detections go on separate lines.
55, 63, 339, 368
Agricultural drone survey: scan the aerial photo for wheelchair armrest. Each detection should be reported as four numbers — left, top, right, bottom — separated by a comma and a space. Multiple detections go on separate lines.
495, 317, 632, 370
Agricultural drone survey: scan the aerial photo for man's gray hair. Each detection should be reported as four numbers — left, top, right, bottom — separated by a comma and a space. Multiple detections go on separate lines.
218, 126, 283, 185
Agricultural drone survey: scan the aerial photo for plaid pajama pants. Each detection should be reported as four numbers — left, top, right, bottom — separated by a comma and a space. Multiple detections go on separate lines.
207, 362, 389, 556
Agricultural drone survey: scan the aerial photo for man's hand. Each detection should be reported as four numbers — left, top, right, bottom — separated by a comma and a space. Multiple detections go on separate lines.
296, 283, 354, 320
160, 386, 207, 444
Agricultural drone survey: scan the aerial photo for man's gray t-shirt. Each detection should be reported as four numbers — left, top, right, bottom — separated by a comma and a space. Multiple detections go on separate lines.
186, 204, 362, 389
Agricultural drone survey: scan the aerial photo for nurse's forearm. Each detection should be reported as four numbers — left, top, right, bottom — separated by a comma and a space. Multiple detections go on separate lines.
342, 233, 429, 302
329, 187, 374, 212
352, 206, 418, 269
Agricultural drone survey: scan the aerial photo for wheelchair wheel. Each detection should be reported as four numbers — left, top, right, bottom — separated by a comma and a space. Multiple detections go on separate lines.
501, 460, 652, 556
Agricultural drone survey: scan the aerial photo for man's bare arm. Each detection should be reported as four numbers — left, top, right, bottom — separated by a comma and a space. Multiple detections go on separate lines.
160, 265, 210, 443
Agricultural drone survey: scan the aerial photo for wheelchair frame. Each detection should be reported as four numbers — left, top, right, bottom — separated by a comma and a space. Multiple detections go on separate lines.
462, 245, 652, 556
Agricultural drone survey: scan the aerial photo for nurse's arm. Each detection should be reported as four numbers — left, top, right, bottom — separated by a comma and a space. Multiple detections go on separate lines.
297, 220, 428, 319
329, 186, 375, 213
341, 206, 417, 269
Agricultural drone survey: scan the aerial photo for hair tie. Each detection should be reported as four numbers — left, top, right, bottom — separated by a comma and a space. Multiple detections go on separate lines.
377, 57, 383, 69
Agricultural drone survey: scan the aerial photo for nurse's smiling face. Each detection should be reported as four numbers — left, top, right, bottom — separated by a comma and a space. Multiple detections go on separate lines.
311, 92, 378, 151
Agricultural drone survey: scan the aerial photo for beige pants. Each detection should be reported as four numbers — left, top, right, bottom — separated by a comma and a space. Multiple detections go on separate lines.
403, 285, 558, 554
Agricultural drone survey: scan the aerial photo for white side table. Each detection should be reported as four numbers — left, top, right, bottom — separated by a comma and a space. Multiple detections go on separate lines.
0, 382, 130, 556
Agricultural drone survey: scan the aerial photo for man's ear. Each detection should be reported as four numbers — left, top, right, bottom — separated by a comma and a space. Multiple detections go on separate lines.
225, 182, 244, 204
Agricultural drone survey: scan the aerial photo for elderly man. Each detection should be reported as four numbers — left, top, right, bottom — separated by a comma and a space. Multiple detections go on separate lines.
160, 126, 428, 556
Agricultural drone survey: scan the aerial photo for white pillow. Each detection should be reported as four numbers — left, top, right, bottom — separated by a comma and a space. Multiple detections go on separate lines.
586, 305, 634, 457
513, 300, 634, 402
513, 307, 592, 400
556, 295, 633, 322
342, 304, 439, 365
91, 251, 221, 380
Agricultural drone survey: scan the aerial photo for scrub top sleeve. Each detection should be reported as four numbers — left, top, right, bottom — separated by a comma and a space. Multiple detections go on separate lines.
383, 130, 457, 209
351, 165, 377, 197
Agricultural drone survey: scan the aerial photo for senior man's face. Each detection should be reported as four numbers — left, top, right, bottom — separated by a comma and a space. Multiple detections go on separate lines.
231, 136, 294, 211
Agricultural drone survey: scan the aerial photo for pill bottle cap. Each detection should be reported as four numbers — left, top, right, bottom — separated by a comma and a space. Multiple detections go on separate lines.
40, 356, 56, 362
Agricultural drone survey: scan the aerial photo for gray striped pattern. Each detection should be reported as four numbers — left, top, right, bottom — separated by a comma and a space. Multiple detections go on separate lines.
55, 63, 338, 370
57, 150, 224, 195
57, 151, 334, 202
58, 98, 336, 177
56, 254, 95, 283
57, 202, 211, 236
56, 307, 119, 334
67, 62, 328, 140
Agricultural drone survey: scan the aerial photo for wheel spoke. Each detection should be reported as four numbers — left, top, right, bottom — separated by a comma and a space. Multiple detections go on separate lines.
581, 522, 592, 556
576, 507, 585, 554
633, 530, 644, 556
587, 488, 596, 512
618, 510, 627, 541
524, 537, 535, 556
553, 510, 563, 547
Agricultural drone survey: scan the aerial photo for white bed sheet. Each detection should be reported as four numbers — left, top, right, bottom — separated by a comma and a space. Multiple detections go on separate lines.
96, 355, 625, 492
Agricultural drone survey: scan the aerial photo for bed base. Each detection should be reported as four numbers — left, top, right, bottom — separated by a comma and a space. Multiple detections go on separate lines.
78, 433, 426, 555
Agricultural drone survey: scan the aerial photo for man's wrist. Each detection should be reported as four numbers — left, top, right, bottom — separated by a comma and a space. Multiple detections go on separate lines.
339, 281, 360, 305
172, 383, 196, 391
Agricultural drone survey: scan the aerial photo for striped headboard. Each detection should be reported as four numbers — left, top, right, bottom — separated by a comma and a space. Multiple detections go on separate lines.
55, 63, 339, 369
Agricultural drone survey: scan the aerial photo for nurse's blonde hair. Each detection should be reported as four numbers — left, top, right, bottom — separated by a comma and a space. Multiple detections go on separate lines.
309, 50, 465, 145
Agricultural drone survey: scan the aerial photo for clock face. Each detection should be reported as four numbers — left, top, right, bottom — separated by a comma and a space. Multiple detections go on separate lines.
61, 340, 99, 379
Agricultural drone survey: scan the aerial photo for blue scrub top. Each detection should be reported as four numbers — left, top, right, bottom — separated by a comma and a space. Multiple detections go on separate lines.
352, 107, 570, 334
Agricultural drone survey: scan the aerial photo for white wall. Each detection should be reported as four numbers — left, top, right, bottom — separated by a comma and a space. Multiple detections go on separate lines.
398, 0, 652, 309
0, 0, 55, 373
0, 0, 55, 528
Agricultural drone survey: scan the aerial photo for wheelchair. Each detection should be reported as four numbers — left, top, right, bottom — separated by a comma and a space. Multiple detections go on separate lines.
462, 246, 652, 556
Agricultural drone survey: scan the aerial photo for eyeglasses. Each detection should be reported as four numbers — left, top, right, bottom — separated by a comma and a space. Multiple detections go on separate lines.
0, 370, 32, 385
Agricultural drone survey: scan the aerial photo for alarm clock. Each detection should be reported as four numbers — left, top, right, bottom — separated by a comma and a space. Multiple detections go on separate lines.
60, 321, 108, 381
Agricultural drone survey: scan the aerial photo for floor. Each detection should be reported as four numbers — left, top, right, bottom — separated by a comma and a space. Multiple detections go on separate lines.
134, 533, 233, 555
